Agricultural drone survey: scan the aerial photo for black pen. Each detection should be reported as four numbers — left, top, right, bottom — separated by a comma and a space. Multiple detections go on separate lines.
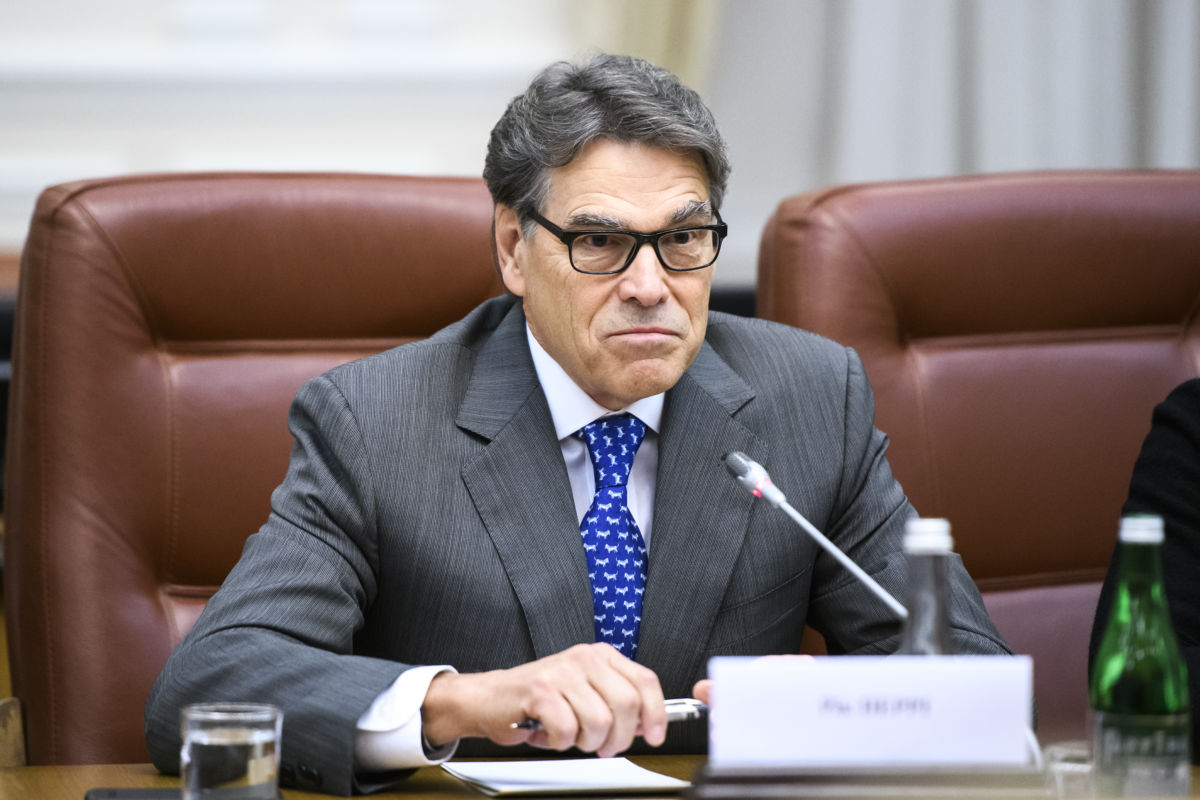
510, 697, 708, 731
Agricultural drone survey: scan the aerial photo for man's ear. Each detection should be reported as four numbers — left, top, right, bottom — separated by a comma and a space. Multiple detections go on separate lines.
494, 204, 526, 297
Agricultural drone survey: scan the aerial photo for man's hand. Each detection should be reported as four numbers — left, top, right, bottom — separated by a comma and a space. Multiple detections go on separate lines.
421, 643, 667, 758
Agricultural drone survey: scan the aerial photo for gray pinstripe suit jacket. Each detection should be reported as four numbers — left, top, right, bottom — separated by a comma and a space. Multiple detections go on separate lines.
145, 296, 1009, 794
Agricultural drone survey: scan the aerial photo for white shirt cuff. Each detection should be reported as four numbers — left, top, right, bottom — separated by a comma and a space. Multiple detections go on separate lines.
354, 664, 459, 771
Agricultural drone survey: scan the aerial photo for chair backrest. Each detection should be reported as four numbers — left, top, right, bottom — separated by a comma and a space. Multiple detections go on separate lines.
4, 172, 503, 764
757, 169, 1200, 744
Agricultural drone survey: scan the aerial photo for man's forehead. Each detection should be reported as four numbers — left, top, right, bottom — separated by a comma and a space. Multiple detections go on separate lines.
544, 140, 710, 213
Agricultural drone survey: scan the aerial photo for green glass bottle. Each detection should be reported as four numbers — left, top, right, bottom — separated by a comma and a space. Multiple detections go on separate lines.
1090, 514, 1190, 797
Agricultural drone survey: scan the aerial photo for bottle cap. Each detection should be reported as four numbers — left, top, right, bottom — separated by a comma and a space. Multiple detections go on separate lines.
904, 517, 953, 553
1118, 514, 1164, 544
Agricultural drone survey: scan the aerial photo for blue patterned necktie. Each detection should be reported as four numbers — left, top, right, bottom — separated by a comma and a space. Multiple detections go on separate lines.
576, 413, 648, 659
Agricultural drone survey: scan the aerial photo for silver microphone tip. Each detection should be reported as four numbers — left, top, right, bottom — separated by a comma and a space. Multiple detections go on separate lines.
723, 451, 753, 478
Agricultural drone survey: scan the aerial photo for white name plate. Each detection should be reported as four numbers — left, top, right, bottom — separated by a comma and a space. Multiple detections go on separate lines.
708, 655, 1033, 767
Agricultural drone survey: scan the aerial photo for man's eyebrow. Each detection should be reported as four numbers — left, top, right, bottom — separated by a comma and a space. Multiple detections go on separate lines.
670, 200, 713, 225
566, 201, 714, 231
565, 212, 625, 229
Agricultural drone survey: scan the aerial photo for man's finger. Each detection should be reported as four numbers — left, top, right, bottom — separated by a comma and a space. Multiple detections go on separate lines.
604, 647, 667, 750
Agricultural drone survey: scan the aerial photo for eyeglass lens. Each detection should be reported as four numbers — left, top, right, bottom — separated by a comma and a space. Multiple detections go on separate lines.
571, 230, 719, 273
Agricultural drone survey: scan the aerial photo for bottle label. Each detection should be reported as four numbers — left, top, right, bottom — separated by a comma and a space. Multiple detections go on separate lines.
1093, 711, 1191, 797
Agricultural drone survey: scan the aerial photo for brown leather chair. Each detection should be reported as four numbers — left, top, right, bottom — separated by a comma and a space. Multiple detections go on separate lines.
757, 169, 1200, 745
3, 172, 504, 765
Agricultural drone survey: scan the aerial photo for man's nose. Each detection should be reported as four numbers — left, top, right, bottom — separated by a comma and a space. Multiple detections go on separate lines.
617, 241, 669, 305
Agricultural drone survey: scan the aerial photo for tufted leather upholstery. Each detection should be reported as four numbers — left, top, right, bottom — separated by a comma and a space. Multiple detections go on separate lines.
757, 170, 1200, 745
4, 172, 503, 764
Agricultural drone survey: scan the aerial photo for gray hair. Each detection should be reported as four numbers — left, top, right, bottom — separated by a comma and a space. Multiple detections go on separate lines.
483, 53, 729, 230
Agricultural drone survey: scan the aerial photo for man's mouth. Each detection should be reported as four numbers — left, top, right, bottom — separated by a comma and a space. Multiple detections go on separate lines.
605, 325, 680, 340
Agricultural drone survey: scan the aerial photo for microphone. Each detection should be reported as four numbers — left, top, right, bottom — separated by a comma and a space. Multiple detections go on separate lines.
723, 451, 786, 507
723, 451, 908, 621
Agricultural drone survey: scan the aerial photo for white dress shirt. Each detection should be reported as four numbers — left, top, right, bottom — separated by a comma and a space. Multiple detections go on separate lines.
354, 325, 665, 772
525, 326, 663, 545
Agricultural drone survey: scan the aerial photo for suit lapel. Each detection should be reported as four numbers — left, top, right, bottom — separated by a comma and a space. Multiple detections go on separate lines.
458, 304, 596, 659
636, 342, 767, 694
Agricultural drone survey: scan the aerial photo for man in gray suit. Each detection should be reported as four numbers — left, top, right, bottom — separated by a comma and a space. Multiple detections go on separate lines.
146, 54, 1010, 794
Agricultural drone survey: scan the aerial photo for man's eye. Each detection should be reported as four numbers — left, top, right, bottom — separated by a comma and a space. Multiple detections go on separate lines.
662, 230, 704, 248
576, 233, 630, 251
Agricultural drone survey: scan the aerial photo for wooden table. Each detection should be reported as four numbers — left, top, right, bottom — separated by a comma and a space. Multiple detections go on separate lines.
8, 759, 1200, 799
0, 755, 702, 799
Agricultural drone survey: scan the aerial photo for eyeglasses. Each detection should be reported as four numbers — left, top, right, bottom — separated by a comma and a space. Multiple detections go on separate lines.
527, 209, 728, 275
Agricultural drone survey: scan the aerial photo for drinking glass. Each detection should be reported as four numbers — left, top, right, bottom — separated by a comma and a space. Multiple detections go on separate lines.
180, 703, 282, 800
1044, 740, 1095, 799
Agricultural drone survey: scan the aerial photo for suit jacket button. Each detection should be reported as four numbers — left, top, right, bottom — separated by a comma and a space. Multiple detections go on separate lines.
299, 764, 323, 788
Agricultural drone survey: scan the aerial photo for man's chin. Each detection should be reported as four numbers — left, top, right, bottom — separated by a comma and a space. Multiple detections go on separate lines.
606, 362, 690, 406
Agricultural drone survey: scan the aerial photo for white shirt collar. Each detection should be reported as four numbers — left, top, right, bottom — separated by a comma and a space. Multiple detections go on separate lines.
525, 325, 663, 440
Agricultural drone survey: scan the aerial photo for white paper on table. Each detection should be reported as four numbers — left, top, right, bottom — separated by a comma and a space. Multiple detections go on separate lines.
441, 758, 690, 796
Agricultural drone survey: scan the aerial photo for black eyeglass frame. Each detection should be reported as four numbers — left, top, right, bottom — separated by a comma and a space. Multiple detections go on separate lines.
527, 208, 728, 275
